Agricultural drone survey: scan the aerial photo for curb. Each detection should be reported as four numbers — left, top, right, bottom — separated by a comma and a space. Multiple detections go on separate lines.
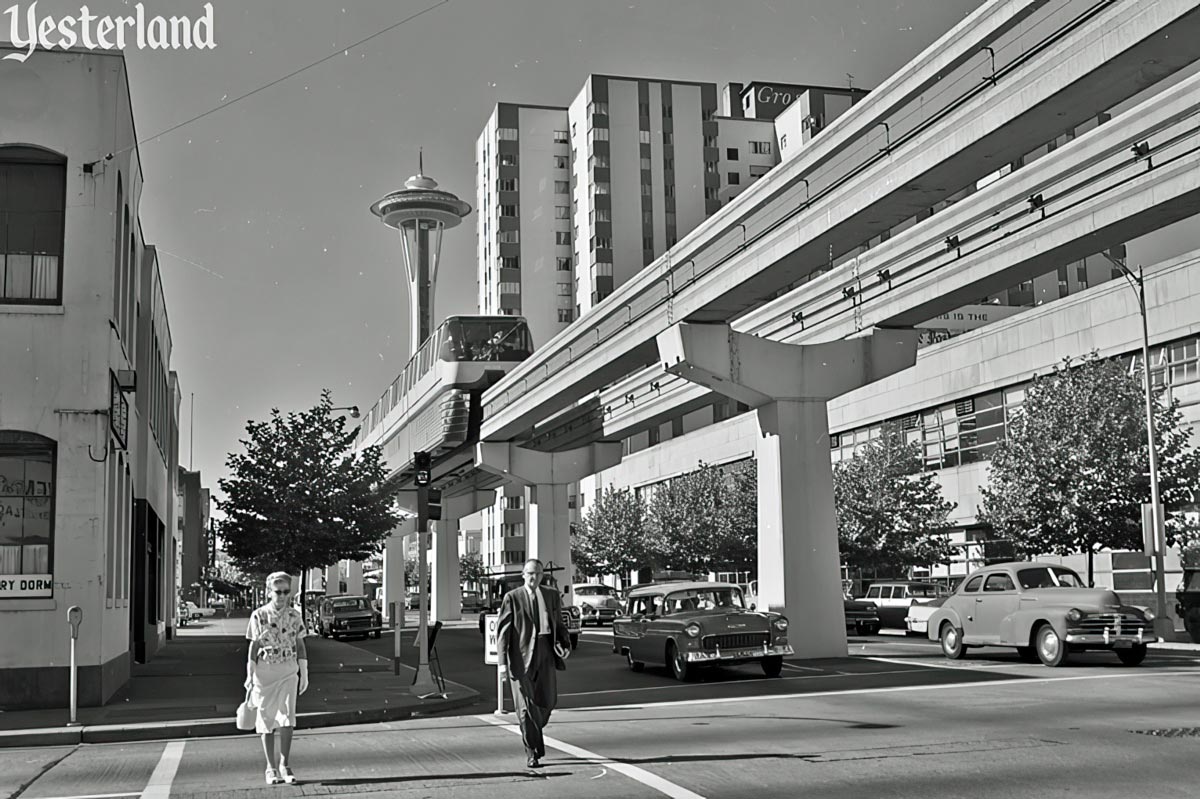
1149, 640, 1200, 651
0, 691, 479, 749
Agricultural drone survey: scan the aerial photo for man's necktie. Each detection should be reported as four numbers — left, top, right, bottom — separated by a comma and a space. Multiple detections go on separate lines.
531, 590, 540, 633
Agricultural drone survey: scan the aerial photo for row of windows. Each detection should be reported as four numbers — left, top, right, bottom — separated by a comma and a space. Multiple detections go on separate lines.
831, 334, 1200, 470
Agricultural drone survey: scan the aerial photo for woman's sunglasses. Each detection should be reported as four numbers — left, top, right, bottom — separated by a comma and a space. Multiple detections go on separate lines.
272, 589, 291, 595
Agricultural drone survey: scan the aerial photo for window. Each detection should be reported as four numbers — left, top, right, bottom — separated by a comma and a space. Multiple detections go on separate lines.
500, 153, 517, 166
638, 102, 650, 116
705, 187, 719, 200
498, 281, 521, 295
1, 147, 66, 303
983, 573, 1015, 592
704, 136, 718, 147
555, 180, 569, 195
499, 205, 517, 217
593, 262, 613, 277
558, 309, 573, 323
502, 495, 524, 510
963, 575, 984, 593
662, 104, 672, 118
556, 231, 572, 246
553, 129, 568, 143
589, 154, 609, 169
593, 236, 612, 250
556, 283, 571, 296
594, 182, 610, 195
641, 183, 652, 196
556, 256, 572, 271
728, 172, 740, 185
640, 157, 652, 171
751, 140, 772, 155
705, 162, 718, 174
594, 208, 610, 223
642, 236, 654, 250
500, 256, 519, 270
499, 230, 519, 244
0, 432, 54, 592
664, 158, 674, 171
553, 155, 568, 169
593, 127, 609, 141
497, 127, 518, 140
498, 178, 517, 192
750, 164, 770, 178
663, 132, 673, 145
726, 147, 739, 160
590, 101, 608, 116
639, 130, 651, 145
555, 206, 569, 220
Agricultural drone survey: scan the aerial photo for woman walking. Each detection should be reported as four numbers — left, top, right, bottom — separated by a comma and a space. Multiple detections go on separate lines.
246, 571, 309, 785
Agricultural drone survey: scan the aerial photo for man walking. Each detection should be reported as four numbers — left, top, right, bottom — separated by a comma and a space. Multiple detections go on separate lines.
496, 558, 570, 768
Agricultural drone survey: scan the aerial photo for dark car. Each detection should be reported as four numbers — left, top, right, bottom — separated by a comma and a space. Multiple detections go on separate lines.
318, 595, 383, 640
612, 581, 792, 681
844, 595, 881, 635
476, 572, 581, 649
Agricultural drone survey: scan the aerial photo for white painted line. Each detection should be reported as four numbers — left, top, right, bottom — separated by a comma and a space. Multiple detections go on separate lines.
555, 669, 1200, 712
478, 715, 705, 799
140, 741, 185, 799
781, 664, 825, 673
34, 794, 140, 799
866, 656, 988, 671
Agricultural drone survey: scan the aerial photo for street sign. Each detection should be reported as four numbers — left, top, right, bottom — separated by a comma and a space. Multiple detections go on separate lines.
484, 613, 499, 665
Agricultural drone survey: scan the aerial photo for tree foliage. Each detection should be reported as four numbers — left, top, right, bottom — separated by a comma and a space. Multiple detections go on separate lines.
979, 352, 1200, 559
216, 391, 402, 608
459, 553, 487, 587
573, 487, 649, 580
833, 422, 956, 576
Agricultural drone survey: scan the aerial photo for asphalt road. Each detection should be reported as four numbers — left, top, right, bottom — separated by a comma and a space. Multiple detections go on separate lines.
6, 631, 1200, 798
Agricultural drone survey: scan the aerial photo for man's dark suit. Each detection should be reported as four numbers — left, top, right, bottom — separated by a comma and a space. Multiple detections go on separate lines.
496, 583, 570, 762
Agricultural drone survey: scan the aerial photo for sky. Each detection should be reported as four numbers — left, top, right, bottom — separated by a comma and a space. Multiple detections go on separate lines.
4, 0, 993, 504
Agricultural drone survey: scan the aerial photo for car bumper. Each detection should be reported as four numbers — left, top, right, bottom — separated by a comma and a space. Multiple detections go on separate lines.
1064, 629, 1151, 646
905, 618, 929, 633
685, 644, 794, 663
580, 608, 617, 621
333, 625, 384, 635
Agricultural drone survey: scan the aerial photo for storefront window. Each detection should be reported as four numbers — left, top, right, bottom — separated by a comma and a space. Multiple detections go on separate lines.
0, 432, 55, 598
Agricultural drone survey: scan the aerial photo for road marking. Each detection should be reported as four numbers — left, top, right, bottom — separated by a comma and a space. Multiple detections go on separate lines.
140, 741, 185, 799
31, 794, 140, 799
865, 656, 1025, 671
478, 715, 705, 798
557, 669, 1200, 712
782, 663, 826, 673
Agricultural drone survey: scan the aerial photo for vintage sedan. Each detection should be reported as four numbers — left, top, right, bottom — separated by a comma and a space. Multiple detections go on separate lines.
318, 595, 384, 640
573, 583, 622, 626
844, 595, 882, 635
927, 562, 1156, 667
612, 581, 792, 680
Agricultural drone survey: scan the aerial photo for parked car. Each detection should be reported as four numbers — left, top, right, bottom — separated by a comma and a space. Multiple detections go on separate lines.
318, 595, 384, 640
861, 581, 947, 628
612, 581, 792, 681
927, 562, 1155, 667
844, 594, 882, 635
573, 583, 622, 626
461, 590, 486, 614
904, 596, 947, 636
183, 601, 215, 620
176, 602, 191, 626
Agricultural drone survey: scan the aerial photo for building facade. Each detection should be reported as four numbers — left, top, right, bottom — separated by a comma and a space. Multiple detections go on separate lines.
0, 47, 180, 708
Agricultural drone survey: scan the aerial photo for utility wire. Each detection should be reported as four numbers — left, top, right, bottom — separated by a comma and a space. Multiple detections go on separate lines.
90, 0, 450, 165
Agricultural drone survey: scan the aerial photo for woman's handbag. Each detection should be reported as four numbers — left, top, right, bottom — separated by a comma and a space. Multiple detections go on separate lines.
235, 686, 255, 731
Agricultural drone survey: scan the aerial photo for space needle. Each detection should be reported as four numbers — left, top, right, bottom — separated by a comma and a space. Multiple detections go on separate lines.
370, 154, 471, 698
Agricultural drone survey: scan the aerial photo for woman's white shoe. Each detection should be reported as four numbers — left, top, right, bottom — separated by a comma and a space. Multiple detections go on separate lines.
279, 764, 296, 784
264, 767, 282, 785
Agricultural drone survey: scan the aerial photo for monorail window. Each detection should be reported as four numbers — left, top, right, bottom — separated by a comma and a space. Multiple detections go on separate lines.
440, 318, 532, 362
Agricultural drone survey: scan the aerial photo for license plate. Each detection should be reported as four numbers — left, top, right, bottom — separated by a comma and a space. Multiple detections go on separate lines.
725, 648, 764, 659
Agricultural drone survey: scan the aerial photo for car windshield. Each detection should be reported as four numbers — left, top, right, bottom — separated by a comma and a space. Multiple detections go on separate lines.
907, 585, 941, 598
576, 586, 615, 597
663, 587, 745, 613
1016, 567, 1085, 589
331, 598, 367, 610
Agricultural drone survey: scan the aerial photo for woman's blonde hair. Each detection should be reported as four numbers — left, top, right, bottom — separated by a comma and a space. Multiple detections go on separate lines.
265, 571, 293, 588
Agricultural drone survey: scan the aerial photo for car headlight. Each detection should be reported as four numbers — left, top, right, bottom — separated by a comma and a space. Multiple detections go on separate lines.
568, 606, 581, 618
773, 617, 789, 631
582, 603, 593, 611
1142, 608, 1156, 621
684, 623, 702, 638
1066, 608, 1083, 623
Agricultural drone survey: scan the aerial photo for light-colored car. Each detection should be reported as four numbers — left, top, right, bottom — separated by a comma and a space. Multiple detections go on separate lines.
927, 562, 1155, 667
612, 581, 792, 680
573, 583, 621, 626
861, 581, 947, 628
904, 596, 947, 635
183, 601, 215, 620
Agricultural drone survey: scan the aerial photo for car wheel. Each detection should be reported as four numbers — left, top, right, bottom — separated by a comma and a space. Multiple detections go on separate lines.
940, 622, 968, 660
1035, 624, 1070, 667
1117, 644, 1147, 667
626, 650, 645, 672
570, 633, 579, 650
761, 656, 783, 677
668, 642, 692, 682
1015, 646, 1038, 663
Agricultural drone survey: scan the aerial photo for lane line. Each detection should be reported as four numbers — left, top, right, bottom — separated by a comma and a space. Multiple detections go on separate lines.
29, 794, 140, 799
781, 664, 826, 673
139, 741, 185, 799
554, 669, 1200, 712
864, 656, 1025, 671
478, 715, 705, 799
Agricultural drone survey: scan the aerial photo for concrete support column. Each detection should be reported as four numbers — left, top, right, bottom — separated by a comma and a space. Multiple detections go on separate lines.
526, 483, 572, 587
324, 564, 339, 596
756, 400, 846, 657
657, 322, 920, 659
382, 519, 415, 623
432, 520, 461, 621
346, 560, 364, 597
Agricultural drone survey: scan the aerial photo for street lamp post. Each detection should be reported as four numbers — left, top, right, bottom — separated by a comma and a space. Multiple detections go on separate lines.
1108, 255, 1174, 640
331, 405, 361, 419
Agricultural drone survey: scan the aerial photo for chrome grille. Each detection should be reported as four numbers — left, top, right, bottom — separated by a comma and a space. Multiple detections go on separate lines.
702, 632, 769, 650
1074, 614, 1147, 635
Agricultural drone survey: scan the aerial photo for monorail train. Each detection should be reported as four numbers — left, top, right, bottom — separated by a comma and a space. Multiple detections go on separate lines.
356, 315, 533, 484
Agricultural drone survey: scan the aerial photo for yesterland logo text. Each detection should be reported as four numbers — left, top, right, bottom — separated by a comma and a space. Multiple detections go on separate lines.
3, 1, 215, 62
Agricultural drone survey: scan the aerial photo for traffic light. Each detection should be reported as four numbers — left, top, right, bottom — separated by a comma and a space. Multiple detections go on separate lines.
413, 450, 431, 486
426, 488, 442, 522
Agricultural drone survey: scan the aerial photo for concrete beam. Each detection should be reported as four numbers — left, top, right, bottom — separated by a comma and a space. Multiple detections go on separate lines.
475, 442, 622, 486
657, 324, 920, 405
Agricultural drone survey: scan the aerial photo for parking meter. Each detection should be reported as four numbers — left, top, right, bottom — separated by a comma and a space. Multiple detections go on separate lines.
68, 606, 82, 639
66, 605, 82, 725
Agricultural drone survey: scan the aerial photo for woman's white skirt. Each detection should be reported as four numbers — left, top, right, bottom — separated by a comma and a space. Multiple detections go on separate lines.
251, 660, 298, 734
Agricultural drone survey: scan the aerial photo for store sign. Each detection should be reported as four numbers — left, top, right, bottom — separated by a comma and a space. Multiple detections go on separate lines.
0, 574, 53, 598
110, 373, 128, 448
484, 613, 499, 665
915, 304, 1023, 332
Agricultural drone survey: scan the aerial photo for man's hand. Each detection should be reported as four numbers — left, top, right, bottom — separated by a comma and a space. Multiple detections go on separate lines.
554, 641, 570, 659
498, 662, 507, 674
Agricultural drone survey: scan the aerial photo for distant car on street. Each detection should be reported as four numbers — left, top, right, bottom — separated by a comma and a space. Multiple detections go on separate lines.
861, 581, 947, 628
183, 601, 215, 620
573, 583, 621, 626
612, 581, 792, 681
476, 571, 581, 649
460, 590, 486, 614
318, 595, 384, 640
844, 594, 882, 635
927, 562, 1156, 667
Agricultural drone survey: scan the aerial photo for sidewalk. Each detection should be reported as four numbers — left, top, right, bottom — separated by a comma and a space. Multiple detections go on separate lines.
0, 616, 479, 748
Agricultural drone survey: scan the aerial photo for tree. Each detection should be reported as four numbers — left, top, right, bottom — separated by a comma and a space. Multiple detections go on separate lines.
574, 487, 649, 584
979, 352, 1200, 575
711, 460, 758, 574
459, 553, 486, 589
216, 390, 402, 626
833, 423, 956, 578
645, 464, 728, 574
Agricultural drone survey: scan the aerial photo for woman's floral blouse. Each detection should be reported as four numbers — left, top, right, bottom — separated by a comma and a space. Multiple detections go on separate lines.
246, 605, 305, 665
